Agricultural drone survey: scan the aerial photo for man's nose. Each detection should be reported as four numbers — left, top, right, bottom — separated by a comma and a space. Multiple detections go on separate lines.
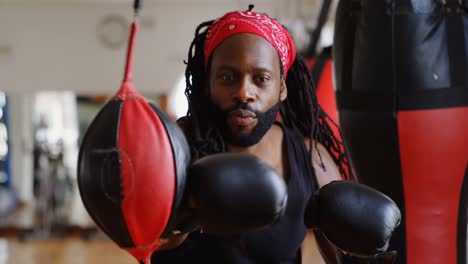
235, 78, 256, 103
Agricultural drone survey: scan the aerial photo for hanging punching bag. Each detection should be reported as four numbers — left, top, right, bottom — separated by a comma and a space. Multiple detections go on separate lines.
333, 1, 468, 264
77, 1, 190, 263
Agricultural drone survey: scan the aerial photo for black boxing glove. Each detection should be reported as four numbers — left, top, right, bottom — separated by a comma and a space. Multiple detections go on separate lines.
305, 181, 401, 264
185, 152, 288, 235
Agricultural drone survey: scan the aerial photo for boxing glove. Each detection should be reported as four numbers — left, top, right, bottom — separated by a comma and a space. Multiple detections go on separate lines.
178, 152, 288, 235
305, 181, 401, 263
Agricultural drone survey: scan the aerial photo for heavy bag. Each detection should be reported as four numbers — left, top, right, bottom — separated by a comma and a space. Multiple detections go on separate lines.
77, 22, 190, 264
333, 1, 468, 264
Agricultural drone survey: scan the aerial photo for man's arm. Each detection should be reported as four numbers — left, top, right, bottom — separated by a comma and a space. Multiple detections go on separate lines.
303, 139, 342, 264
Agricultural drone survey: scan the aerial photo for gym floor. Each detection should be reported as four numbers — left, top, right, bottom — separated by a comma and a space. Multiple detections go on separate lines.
0, 203, 325, 264
1, 236, 324, 264
0, 202, 134, 264
2, 238, 133, 264
0, 234, 325, 264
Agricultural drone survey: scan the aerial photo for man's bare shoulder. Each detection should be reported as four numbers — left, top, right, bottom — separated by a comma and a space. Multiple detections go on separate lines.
304, 138, 342, 188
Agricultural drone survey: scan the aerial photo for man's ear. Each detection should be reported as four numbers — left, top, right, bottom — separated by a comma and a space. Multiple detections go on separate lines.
280, 79, 287, 101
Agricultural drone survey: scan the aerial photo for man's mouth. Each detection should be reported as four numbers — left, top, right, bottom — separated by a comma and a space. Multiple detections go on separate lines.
228, 109, 257, 126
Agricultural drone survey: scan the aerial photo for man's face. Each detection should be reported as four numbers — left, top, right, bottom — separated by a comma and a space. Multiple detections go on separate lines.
208, 33, 287, 147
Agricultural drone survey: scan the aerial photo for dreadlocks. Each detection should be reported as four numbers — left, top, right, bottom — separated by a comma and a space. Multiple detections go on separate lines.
179, 20, 354, 180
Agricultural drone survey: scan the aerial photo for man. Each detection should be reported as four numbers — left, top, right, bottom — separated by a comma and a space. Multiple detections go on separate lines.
151, 7, 378, 263
152, 7, 350, 263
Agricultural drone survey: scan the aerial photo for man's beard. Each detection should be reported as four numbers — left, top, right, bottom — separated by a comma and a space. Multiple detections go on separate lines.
210, 100, 282, 147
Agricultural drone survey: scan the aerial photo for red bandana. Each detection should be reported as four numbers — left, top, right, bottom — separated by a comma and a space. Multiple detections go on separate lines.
204, 10, 296, 77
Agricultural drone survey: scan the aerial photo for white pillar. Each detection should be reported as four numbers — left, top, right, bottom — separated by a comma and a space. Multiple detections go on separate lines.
8, 93, 34, 203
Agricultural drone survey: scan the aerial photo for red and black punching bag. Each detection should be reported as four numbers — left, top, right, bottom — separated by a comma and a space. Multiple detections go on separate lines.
333, 1, 468, 263
77, 2, 190, 263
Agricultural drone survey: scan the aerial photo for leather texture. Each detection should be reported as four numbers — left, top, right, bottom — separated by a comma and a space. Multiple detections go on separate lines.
188, 153, 288, 235
305, 181, 401, 256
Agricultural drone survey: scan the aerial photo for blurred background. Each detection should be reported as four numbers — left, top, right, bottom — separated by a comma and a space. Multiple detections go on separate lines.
0, 0, 335, 263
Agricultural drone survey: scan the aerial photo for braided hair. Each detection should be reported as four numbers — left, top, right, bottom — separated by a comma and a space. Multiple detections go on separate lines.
179, 19, 354, 180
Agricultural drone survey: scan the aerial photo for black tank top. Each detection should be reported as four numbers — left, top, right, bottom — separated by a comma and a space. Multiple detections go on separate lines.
152, 123, 318, 263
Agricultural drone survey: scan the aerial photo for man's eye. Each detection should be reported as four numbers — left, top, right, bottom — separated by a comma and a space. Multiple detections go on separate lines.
255, 76, 270, 83
218, 74, 235, 82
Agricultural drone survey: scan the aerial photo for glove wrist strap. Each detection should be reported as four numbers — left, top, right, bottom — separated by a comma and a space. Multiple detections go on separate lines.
339, 251, 398, 264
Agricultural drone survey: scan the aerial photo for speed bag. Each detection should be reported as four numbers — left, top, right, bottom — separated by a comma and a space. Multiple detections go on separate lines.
77, 82, 190, 262
333, 1, 468, 264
